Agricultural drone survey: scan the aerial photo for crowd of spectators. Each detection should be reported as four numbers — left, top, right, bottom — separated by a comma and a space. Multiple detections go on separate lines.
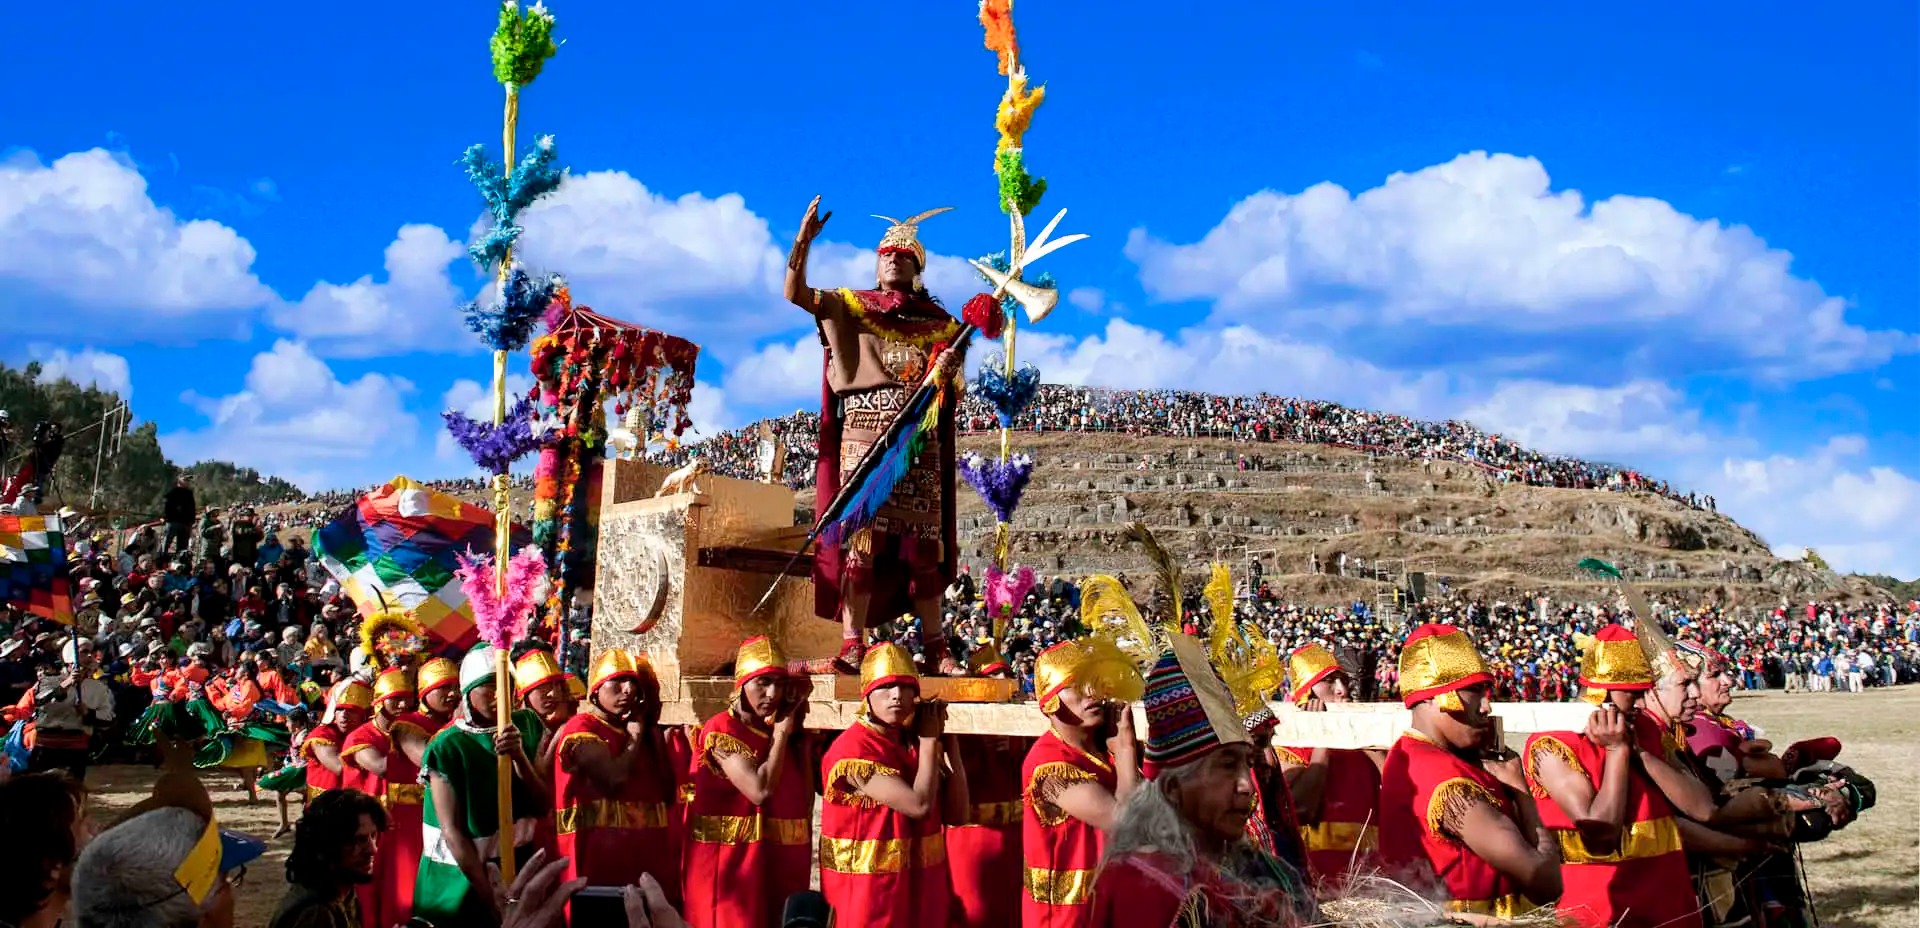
4, 502, 1911, 777
653, 385, 1717, 511
906, 569, 1920, 704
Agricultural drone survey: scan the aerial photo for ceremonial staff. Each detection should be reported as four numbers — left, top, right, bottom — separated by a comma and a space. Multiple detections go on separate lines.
457, 2, 561, 885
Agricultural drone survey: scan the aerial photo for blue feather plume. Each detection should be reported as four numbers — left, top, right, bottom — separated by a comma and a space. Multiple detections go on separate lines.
971, 354, 1042, 428
461, 135, 567, 269
464, 267, 560, 351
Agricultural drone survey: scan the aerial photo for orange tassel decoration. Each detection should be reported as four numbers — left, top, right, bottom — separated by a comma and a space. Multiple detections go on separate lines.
980, 0, 1018, 76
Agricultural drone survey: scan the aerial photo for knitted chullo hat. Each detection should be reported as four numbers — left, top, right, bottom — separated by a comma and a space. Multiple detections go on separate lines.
1141, 633, 1250, 779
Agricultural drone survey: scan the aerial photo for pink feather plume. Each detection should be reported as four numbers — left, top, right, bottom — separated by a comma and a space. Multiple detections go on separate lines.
457, 545, 551, 649
985, 564, 1037, 621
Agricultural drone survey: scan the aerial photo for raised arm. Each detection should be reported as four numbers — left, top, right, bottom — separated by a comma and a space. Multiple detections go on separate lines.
784, 195, 841, 315
717, 708, 802, 806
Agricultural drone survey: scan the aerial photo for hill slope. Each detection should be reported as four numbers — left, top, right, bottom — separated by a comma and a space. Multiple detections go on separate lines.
801, 433, 1883, 607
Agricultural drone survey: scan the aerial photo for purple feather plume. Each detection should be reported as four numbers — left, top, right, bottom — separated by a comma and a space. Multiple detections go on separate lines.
443, 396, 542, 475
958, 452, 1035, 523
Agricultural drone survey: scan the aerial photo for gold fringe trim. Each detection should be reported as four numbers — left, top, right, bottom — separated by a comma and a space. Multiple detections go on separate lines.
1426, 776, 1498, 842
1025, 761, 1098, 827
1523, 735, 1587, 799
826, 758, 901, 808
702, 732, 755, 773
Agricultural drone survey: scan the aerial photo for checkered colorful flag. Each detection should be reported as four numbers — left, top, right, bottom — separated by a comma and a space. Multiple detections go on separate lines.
311, 475, 530, 652
0, 514, 75, 625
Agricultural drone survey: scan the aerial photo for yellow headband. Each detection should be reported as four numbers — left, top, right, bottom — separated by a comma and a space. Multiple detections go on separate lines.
173, 817, 222, 904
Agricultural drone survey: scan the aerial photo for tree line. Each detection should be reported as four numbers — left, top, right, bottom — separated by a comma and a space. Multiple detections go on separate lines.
0, 361, 300, 523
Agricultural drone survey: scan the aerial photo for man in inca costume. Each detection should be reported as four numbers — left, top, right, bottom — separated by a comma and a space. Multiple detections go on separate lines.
785, 196, 967, 674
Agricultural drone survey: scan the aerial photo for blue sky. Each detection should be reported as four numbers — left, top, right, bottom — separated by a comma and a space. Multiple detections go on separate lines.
3, 2, 1916, 576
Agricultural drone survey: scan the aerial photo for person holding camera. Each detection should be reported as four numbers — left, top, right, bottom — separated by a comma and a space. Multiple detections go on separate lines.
550, 648, 682, 920
681, 637, 814, 928
1018, 639, 1141, 928
1522, 626, 1699, 928
818, 641, 968, 928
1378, 623, 1563, 918
1274, 642, 1382, 892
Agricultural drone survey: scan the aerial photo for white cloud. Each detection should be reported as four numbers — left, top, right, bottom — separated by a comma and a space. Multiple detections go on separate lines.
160, 339, 418, 491
684, 380, 738, 439
0, 149, 271, 336
273, 224, 468, 357
1704, 436, 1920, 578
1008, 319, 1453, 419
512, 171, 980, 358
1126, 151, 1913, 378
721, 335, 823, 408
1456, 380, 1707, 458
30, 346, 133, 399
1068, 287, 1105, 312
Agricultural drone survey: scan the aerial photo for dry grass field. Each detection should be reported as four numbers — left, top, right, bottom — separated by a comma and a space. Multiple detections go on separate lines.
81, 687, 1917, 928
1731, 687, 1920, 928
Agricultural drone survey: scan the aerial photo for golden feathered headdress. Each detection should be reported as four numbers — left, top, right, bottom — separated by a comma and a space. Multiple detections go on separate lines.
872, 207, 954, 269
358, 608, 426, 670
1078, 574, 1161, 672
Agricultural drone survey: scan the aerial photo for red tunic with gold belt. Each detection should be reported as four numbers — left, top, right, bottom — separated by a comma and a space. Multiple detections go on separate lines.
1379, 730, 1537, 918
1523, 717, 1697, 928
1021, 729, 1115, 928
819, 718, 950, 928
343, 717, 430, 928
302, 722, 345, 801
1275, 746, 1382, 889
948, 735, 1026, 928
552, 713, 681, 902
680, 711, 814, 928
663, 725, 696, 856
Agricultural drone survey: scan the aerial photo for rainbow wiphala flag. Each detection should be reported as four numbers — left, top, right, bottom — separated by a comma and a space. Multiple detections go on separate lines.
311, 476, 528, 652
0, 514, 74, 625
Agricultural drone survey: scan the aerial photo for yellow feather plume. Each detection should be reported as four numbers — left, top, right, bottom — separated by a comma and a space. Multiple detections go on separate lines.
995, 72, 1045, 153
1074, 636, 1147, 705
1079, 574, 1160, 671
1213, 619, 1286, 718
358, 609, 426, 669
1203, 562, 1235, 659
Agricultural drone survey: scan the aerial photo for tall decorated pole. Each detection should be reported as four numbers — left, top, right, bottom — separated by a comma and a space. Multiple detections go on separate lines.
444, 0, 561, 886
966, 0, 1084, 643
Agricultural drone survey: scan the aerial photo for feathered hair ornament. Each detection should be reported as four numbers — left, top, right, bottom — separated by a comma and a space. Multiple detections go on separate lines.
1079, 574, 1161, 672
358, 606, 427, 670
455, 545, 552, 650
1125, 521, 1185, 626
